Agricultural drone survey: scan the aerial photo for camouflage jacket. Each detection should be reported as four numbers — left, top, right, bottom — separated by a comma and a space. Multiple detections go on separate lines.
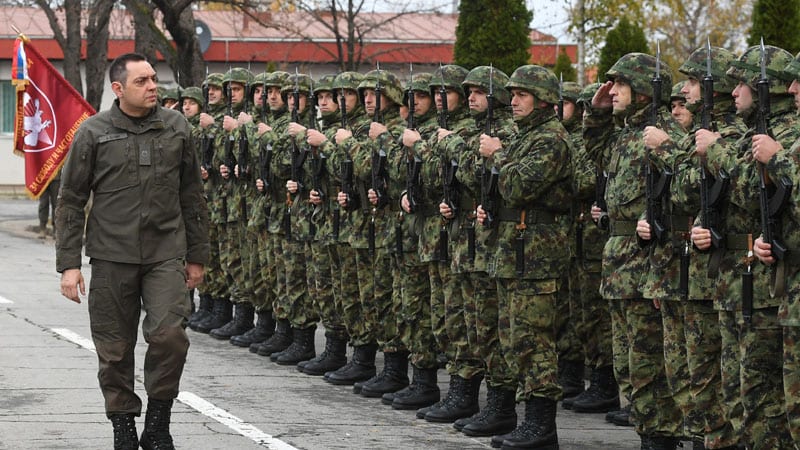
211, 100, 248, 224
201, 102, 226, 225
772, 120, 800, 326
568, 119, 607, 270
705, 95, 800, 310
487, 107, 572, 280
305, 109, 341, 245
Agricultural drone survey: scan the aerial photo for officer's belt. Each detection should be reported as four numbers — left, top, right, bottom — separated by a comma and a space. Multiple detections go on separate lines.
496, 207, 558, 224
669, 215, 692, 233
609, 220, 636, 236
725, 233, 750, 250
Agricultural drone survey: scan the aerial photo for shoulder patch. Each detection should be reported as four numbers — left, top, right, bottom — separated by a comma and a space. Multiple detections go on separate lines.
98, 133, 128, 143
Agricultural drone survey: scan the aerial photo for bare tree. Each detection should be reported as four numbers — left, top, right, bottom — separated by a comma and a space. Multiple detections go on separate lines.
31, 0, 86, 94
149, 0, 205, 86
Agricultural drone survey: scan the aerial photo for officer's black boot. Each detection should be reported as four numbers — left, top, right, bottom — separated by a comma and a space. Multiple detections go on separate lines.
276, 326, 317, 365
255, 319, 292, 357
109, 413, 138, 450
193, 298, 232, 334
139, 398, 175, 450
301, 334, 348, 376
500, 397, 558, 450
188, 293, 213, 330
360, 350, 410, 398
424, 374, 482, 423
326, 342, 378, 385
558, 359, 585, 400
232, 310, 275, 347
210, 302, 254, 340
461, 386, 518, 437
572, 365, 620, 413
389, 366, 440, 409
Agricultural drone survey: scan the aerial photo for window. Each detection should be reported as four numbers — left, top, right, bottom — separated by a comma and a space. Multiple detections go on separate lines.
0, 81, 15, 134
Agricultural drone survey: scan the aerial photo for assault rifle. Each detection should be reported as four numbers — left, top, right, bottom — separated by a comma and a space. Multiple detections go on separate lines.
557, 72, 564, 121
285, 70, 308, 239
307, 80, 325, 237
200, 67, 214, 173
406, 65, 422, 214
644, 42, 672, 246
339, 88, 359, 213
440, 159, 459, 261
223, 69, 237, 176
595, 169, 610, 230
481, 65, 499, 228
237, 77, 250, 180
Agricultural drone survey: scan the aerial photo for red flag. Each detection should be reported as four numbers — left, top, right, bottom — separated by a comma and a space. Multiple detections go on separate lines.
12, 35, 95, 198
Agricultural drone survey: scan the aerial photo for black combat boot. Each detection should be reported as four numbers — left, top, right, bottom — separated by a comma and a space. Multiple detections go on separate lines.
139, 398, 175, 450
424, 374, 483, 423
609, 404, 632, 427
360, 350, 410, 398
109, 413, 138, 450
500, 397, 559, 449
255, 319, 292, 357
301, 334, 348, 376
187, 293, 213, 330
571, 365, 620, 413
461, 386, 518, 437
640, 434, 682, 450
388, 366, 440, 410
231, 310, 275, 347
193, 298, 233, 334
275, 326, 317, 365
558, 359, 585, 399
326, 343, 378, 385
209, 302, 255, 340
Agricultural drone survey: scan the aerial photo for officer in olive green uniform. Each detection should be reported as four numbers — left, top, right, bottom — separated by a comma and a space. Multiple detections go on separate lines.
475, 64, 572, 450
584, 53, 685, 449
56, 52, 209, 449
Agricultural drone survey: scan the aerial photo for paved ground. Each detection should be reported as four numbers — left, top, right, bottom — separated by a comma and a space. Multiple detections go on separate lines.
0, 197, 645, 449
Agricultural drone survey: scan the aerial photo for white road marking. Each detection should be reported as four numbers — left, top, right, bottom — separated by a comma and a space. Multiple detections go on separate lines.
0, 295, 13, 304
50, 327, 296, 449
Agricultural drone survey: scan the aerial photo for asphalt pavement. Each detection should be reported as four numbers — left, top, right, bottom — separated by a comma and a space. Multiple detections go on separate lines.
0, 197, 643, 449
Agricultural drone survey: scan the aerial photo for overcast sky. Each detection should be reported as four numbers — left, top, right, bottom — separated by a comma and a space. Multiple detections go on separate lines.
529, 0, 571, 42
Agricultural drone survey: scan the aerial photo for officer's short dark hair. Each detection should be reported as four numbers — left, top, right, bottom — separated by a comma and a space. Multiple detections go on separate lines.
109, 53, 148, 85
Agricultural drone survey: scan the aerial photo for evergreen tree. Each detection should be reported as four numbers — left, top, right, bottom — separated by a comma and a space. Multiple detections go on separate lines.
453, 0, 532, 75
749, 0, 800, 54
597, 17, 649, 79
552, 49, 577, 82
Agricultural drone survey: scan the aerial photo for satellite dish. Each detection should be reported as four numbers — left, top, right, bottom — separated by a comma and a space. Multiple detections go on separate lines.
195, 20, 212, 54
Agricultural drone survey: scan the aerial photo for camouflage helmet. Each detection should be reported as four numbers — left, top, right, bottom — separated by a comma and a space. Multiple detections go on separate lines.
249, 72, 269, 97
156, 86, 166, 101
280, 73, 313, 96
561, 81, 582, 103
332, 71, 365, 92
670, 81, 687, 101
263, 70, 290, 88
726, 44, 794, 94
161, 87, 179, 102
784, 51, 800, 82
314, 74, 337, 95
679, 46, 738, 94
577, 82, 601, 107
222, 67, 254, 87
462, 66, 511, 106
204, 72, 224, 88
358, 69, 404, 106
180, 86, 204, 106
430, 64, 469, 98
606, 53, 673, 103
403, 72, 433, 105
506, 64, 560, 104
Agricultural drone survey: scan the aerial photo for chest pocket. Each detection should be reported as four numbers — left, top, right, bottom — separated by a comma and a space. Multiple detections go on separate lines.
607, 145, 644, 207
153, 131, 183, 190
92, 134, 139, 194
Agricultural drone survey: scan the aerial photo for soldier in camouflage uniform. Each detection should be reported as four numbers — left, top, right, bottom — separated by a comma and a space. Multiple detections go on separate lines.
694, 45, 798, 449
752, 50, 800, 450
560, 82, 619, 417
192, 73, 234, 334
161, 87, 179, 110
386, 71, 443, 408
252, 71, 294, 357
180, 86, 203, 121
669, 81, 693, 131
445, 66, 520, 437
207, 68, 257, 342
472, 64, 572, 449
584, 53, 685, 449
666, 46, 746, 450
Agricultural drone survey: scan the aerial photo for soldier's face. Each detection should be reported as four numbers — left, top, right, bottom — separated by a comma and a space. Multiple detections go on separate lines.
670, 99, 692, 130
288, 93, 307, 114
510, 88, 535, 118
267, 86, 285, 110
317, 91, 338, 114
468, 86, 488, 113
340, 89, 359, 112
162, 98, 178, 109
208, 85, 223, 105
229, 82, 245, 104
363, 89, 388, 115
610, 79, 632, 111
434, 88, 461, 112
557, 100, 576, 121
682, 78, 701, 105
732, 82, 753, 113
182, 98, 200, 118
113, 60, 159, 117
411, 91, 433, 116
788, 79, 800, 111
252, 85, 264, 106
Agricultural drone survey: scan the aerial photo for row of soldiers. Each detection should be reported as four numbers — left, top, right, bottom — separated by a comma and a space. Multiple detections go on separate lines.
163, 40, 800, 450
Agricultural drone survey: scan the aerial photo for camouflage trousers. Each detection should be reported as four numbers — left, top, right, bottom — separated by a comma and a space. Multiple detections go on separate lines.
659, 299, 696, 438
718, 310, 744, 448
400, 252, 436, 369
347, 247, 392, 346
306, 242, 347, 339
428, 261, 451, 362
610, 299, 632, 403
470, 272, 515, 390
199, 220, 227, 300
572, 260, 612, 369
282, 240, 317, 329
725, 307, 791, 449
253, 226, 275, 312
245, 225, 266, 309
784, 326, 800, 448
557, 265, 583, 367
685, 301, 737, 449
335, 244, 361, 345
498, 278, 560, 401
381, 254, 404, 353
270, 233, 289, 321
221, 221, 248, 304
446, 271, 484, 380
622, 298, 682, 437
